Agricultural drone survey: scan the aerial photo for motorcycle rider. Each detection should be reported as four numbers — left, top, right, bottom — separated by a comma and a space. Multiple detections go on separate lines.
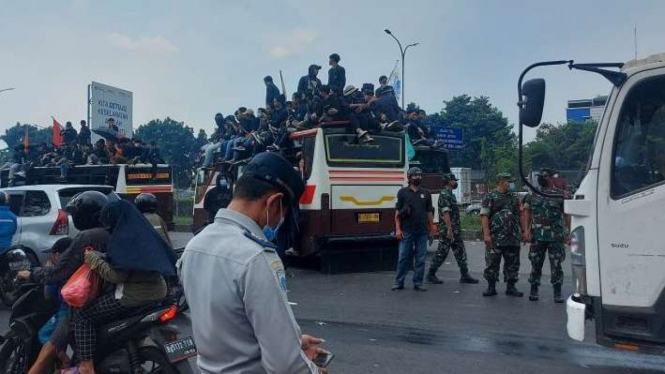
135, 192, 172, 248
0, 191, 18, 253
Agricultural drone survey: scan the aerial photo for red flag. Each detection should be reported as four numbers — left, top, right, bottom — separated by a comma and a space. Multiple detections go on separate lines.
52, 117, 64, 147
22, 126, 30, 149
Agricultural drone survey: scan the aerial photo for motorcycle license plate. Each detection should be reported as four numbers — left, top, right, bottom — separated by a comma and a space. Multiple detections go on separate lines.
9, 259, 31, 271
164, 336, 197, 363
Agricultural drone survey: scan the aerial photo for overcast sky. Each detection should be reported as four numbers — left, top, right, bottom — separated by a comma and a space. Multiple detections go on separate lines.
1, 0, 665, 146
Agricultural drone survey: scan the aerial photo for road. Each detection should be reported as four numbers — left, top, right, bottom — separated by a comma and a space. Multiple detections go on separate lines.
3, 233, 665, 373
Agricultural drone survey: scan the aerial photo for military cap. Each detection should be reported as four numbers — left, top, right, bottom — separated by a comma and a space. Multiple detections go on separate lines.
442, 173, 459, 182
496, 172, 515, 182
407, 167, 423, 177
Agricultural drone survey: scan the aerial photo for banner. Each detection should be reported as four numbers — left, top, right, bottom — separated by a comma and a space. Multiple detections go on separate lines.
388, 61, 402, 103
52, 117, 64, 146
89, 82, 133, 141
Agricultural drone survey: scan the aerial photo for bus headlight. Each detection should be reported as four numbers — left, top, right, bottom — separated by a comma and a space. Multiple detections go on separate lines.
570, 226, 587, 295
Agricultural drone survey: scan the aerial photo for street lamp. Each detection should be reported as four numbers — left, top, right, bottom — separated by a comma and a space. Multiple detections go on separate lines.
0, 87, 15, 94
384, 29, 418, 109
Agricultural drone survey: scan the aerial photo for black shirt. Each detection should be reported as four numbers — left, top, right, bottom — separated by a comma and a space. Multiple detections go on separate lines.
396, 186, 433, 234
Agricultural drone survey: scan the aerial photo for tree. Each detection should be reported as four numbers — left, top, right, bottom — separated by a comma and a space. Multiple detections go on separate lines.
134, 118, 199, 189
196, 129, 208, 149
1, 122, 52, 150
524, 121, 597, 174
430, 95, 516, 178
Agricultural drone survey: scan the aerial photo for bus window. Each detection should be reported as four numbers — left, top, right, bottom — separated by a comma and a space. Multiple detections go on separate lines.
612, 76, 665, 198
302, 137, 315, 180
411, 149, 450, 174
324, 134, 404, 168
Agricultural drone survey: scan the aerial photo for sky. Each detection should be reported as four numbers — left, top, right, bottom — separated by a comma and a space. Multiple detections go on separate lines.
1, 0, 665, 147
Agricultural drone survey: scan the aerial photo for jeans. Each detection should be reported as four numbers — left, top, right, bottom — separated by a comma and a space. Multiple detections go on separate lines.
224, 137, 245, 160
203, 142, 221, 167
395, 232, 429, 287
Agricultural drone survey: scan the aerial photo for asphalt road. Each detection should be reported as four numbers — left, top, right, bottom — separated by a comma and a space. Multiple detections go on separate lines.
3, 234, 665, 373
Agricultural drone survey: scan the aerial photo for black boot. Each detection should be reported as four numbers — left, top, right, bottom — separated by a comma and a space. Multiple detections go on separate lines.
483, 281, 497, 297
427, 271, 443, 284
506, 282, 524, 297
460, 271, 479, 284
529, 284, 539, 301
553, 285, 564, 303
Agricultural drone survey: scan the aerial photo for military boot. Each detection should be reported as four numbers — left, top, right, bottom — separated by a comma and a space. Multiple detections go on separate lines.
427, 272, 443, 284
482, 281, 497, 297
529, 284, 539, 301
505, 282, 524, 297
459, 271, 479, 284
553, 285, 564, 303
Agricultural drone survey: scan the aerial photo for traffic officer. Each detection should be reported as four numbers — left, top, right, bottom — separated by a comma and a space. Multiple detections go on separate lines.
179, 152, 328, 374
427, 173, 479, 284
522, 167, 569, 303
480, 172, 523, 297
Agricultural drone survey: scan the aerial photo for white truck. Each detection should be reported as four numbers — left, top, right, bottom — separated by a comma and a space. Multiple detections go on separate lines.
517, 53, 665, 353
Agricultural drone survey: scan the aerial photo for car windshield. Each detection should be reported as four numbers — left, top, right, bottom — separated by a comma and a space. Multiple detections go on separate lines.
58, 187, 119, 208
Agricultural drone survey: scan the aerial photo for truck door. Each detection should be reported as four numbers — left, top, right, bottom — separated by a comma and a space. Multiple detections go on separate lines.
596, 70, 665, 344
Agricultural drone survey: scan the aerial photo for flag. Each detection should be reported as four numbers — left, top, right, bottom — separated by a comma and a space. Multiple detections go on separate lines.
388, 60, 401, 102
22, 126, 30, 149
52, 117, 64, 146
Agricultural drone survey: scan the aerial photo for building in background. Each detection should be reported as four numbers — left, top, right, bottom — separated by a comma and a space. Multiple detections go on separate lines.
566, 96, 607, 123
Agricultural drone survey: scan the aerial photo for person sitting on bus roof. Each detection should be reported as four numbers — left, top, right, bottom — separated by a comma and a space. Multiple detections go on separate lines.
140, 141, 165, 165
61, 122, 78, 145
318, 85, 345, 123
342, 85, 373, 143
375, 75, 395, 98
107, 117, 119, 133
267, 95, 293, 152
78, 120, 91, 146
406, 108, 441, 149
92, 139, 109, 164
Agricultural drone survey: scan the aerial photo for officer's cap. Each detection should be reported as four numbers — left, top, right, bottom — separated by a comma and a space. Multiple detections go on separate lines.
496, 172, 514, 182
442, 173, 459, 182
540, 167, 557, 177
243, 152, 305, 228
407, 167, 423, 177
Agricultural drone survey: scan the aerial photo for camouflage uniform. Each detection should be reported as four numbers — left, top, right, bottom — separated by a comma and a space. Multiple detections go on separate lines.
523, 188, 566, 286
481, 189, 521, 283
429, 189, 469, 274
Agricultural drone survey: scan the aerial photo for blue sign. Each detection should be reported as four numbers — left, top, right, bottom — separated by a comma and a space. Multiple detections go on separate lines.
431, 125, 464, 150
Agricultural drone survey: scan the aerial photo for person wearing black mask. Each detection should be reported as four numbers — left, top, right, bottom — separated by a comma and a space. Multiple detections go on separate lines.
297, 64, 322, 101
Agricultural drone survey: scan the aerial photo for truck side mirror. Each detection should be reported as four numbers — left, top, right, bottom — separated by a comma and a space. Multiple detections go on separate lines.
519, 78, 546, 128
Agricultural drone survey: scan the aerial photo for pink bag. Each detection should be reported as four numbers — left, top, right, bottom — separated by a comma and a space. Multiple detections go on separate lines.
61, 264, 101, 307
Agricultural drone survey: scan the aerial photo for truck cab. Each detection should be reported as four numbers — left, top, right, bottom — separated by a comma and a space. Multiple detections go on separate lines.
517, 53, 665, 353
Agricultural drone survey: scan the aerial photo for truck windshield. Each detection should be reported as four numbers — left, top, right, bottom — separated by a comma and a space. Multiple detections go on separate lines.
324, 134, 405, 168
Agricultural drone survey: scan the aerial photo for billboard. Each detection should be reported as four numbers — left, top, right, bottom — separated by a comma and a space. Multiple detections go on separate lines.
89, 81, 133, 140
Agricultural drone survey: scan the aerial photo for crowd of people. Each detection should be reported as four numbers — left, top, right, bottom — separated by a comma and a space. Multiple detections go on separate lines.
200, 52, 441, 168
1, 118, 165, 185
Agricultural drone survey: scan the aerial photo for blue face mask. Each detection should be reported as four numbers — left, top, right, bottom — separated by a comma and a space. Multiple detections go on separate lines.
262, 199, 284, 241
509, 182, 516, 192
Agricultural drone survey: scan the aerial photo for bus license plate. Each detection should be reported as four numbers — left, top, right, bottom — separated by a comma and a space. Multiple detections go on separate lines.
164, 336, 197, 363
358, 213, 380, 223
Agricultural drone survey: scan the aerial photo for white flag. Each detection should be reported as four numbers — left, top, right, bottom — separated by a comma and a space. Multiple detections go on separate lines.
389, 61, 401, 102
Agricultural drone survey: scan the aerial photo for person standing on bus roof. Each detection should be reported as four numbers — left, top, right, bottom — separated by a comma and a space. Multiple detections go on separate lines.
522, 168, 568, 303
78, 120, 91, 146
179, 152, 328, 373
393, 167, 435, 292
480, 173, 523, 297
427, 173, 479, 285
264, 76, 281, 108
327, 53, 346, 96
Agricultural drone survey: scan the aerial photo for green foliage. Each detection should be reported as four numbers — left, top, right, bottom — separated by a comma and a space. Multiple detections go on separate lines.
428, 95, 516, 181
460, 213, 482, 231
196, 129, 208, 149
134, 118, 199, 189
1, 122, 52, 149
524, 121, 597, 174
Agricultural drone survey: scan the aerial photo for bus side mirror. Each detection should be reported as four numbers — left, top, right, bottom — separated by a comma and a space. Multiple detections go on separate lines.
519, 78, 546, 128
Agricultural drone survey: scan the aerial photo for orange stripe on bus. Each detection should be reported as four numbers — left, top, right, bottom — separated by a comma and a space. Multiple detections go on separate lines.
329, 177, 405, 182
329, 170, 404, 175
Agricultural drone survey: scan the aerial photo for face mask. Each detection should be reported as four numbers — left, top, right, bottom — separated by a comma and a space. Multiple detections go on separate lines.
262, 198, 284, 241
509, 182, 516, 192
411, 178, 422, 186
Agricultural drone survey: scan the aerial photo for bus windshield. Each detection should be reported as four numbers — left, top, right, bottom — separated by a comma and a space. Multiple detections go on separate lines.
324, 133, 405, 168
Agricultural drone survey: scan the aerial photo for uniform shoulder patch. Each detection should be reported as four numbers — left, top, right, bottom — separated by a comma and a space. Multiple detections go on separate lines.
243, 230, 278, 251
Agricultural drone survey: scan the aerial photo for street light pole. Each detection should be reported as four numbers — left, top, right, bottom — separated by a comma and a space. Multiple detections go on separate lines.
384, 30, 418, 109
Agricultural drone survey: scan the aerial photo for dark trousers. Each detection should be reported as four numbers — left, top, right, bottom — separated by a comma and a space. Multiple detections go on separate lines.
429, 237, 469, 275
528, 241, 566, 286
484, 245, 520, 283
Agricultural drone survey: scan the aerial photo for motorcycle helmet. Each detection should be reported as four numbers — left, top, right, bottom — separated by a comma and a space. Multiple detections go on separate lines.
0, 191, 8, 206
135, 193, 158, 214
65, 191, 108, 231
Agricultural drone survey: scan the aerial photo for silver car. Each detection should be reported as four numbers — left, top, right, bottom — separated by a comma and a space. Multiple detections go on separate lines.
1, 185, 120, 266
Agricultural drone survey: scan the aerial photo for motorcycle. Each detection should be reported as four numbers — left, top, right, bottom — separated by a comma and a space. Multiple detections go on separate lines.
0, 283, 197, 373
0, 246, 38, 307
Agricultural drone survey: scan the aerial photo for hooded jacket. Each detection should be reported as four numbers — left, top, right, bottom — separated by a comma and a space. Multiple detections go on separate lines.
297, 65, 322, 100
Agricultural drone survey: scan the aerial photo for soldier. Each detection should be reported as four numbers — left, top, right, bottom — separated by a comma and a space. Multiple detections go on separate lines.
522, 168, 569, 303
480, 173, 523, 297
427, 173, 479, 284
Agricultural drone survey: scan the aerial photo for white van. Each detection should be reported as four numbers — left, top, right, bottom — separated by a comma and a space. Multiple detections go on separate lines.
517, 53, 665, 353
